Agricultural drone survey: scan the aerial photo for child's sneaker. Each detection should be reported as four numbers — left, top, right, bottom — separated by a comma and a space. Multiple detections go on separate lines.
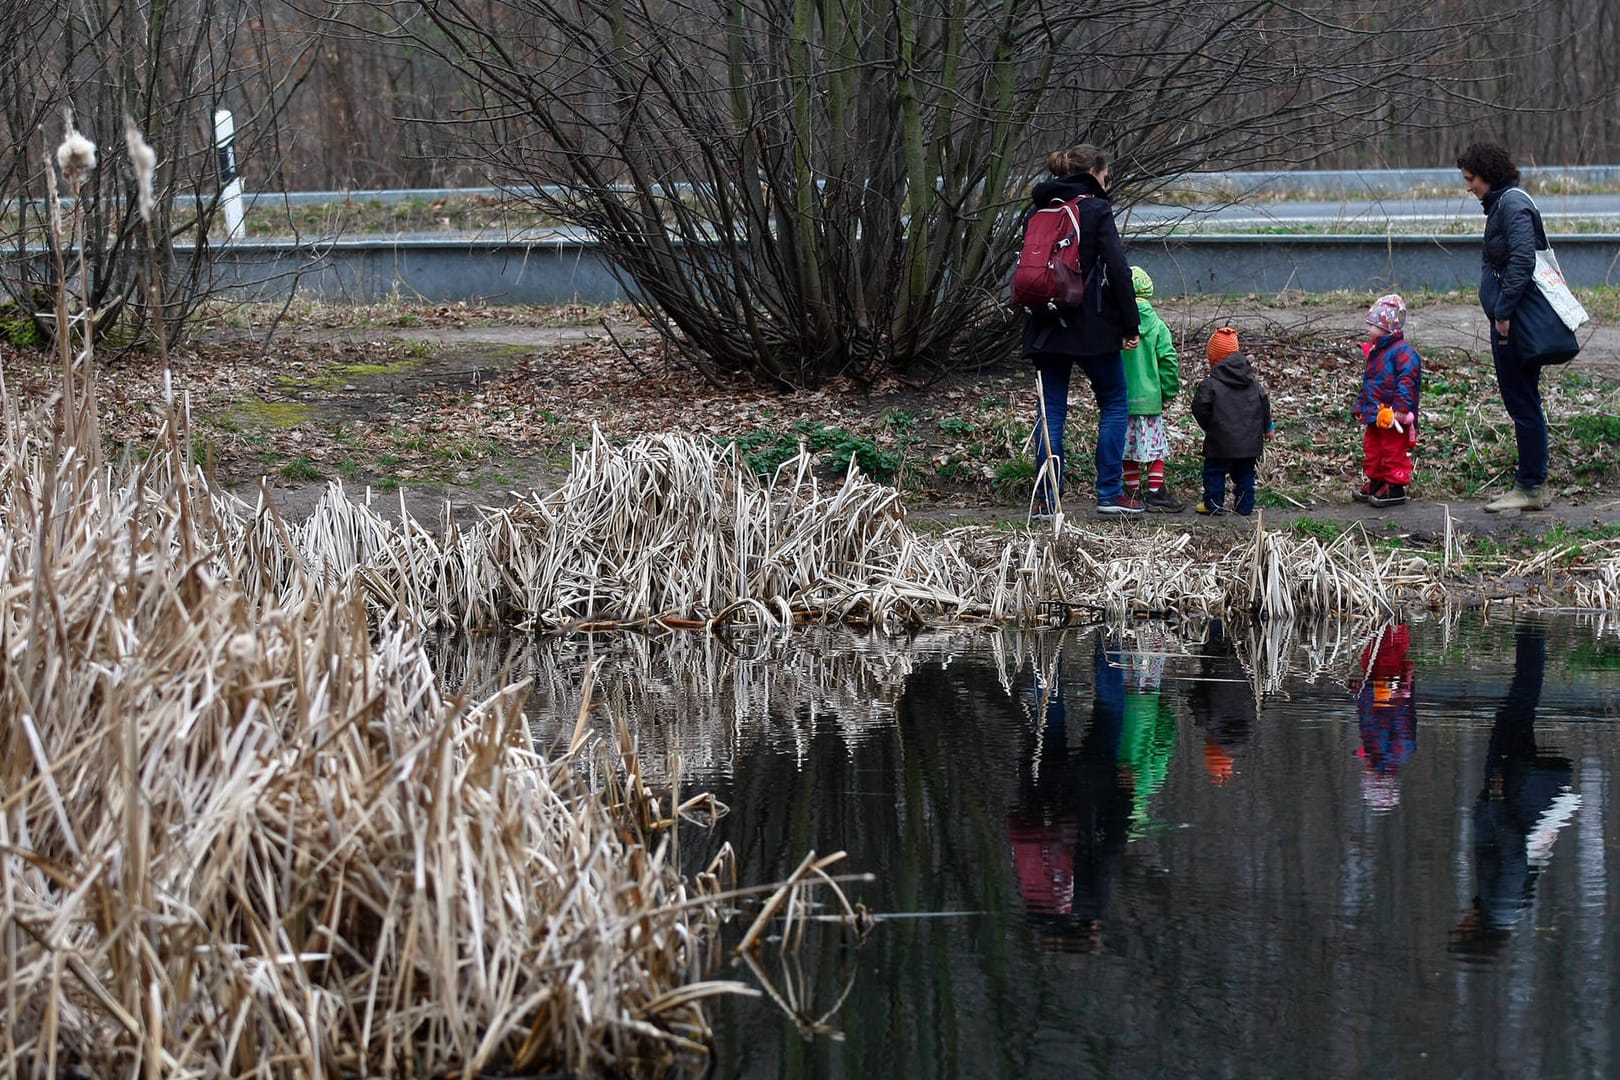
1097, 494, 1145, 515
1367, 484, 1408, 508
1144, 488, 1186, 513
1352, 480, 1376, 503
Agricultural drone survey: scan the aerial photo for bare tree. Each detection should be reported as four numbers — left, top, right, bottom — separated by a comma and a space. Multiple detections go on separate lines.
0, 0, 327, 353
361, 0, 1485, 386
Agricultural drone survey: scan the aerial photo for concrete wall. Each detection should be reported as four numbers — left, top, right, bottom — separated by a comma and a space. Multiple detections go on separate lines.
206, 232, 1620, 304
1132, 234, 1620, 297
210, 233, 630, 306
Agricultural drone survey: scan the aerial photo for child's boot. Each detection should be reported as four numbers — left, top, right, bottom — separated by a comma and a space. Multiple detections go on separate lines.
1368, 484, 1408, 508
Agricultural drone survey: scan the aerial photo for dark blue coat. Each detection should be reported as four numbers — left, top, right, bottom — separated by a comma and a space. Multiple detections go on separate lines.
1019, 172, 1139, 360
1478, 186, 1540, 322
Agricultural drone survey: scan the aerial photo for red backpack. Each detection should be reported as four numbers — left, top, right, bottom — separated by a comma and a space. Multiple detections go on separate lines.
1011, 194, 1091, 312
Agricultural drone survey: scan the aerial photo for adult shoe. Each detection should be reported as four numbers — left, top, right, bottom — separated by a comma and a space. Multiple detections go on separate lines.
1483, 484, 1549, 513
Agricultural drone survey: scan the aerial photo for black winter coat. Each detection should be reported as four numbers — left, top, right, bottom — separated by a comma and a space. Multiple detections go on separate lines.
1191, 352, 1271, 459
1019, 172, 1139, 360
1478, 186, 1541, 323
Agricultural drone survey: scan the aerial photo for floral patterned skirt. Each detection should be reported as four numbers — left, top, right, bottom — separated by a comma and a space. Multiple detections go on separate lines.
1123, 414, 1170, 462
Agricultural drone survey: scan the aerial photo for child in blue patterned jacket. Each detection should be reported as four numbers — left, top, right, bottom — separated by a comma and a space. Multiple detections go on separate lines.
1351, 294, 1422, 508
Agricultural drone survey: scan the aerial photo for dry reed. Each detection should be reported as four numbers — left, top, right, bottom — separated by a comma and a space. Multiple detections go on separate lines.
2, 128, 750, 1076
0, 385, 759, 1077
232, 430, 1470, 638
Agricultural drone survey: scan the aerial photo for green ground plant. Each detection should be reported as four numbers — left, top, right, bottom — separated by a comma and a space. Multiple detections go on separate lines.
280, 456, 322, 482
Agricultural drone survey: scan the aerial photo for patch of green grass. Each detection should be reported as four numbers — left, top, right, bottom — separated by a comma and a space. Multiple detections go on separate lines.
992, 455, 1036, 501
724, 421, 899, 483
728, 431, 800, 478
430, 437, 498, 464
1254, 489, 1293, 509
0, 306, 43, 348
1564, 414, 1620, 444
1289, 517, 1344, 542
883, 409, 917, 435
391, 430, 434, 453
939, 417, 977, 437
228, 400, 316, 428
279, 456, 323, 482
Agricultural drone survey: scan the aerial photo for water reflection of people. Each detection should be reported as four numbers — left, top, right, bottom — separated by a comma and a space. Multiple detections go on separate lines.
1118, 627, 1177, 835
1186, 620, 1255, 787
1452, 621, 1579, 957
1008, 634, 1134, 951
1351, 623, 1417, 811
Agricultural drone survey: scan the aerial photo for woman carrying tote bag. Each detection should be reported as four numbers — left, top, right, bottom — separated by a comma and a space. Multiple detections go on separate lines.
1459, 141, 1577, 513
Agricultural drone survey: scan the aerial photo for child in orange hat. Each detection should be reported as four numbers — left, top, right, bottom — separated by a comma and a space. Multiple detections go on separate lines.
1191, 327, 1272, 516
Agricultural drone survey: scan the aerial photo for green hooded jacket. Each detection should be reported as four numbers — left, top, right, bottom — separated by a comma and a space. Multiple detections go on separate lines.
1121, 267, 1180, 416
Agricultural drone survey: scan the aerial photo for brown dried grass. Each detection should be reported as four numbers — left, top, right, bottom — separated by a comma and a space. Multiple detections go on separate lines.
240, 429, 1454, 637
1, 133, 748, 1075
0, 385, 754, 1074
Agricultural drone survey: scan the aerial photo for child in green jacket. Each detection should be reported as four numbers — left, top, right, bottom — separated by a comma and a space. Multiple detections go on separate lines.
1121, 267, 1184, 512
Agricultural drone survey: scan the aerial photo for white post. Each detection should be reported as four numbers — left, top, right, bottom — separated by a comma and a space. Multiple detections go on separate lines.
213, 108, 245, 242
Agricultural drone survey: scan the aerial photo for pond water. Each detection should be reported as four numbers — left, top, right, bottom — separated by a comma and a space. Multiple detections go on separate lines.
441, 614, 1620, 1078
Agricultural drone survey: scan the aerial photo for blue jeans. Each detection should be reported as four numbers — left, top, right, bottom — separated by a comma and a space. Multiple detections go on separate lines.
1491, 329, 1548, 487
1033, 353, 1128, 506
1202, 457, 1257, 515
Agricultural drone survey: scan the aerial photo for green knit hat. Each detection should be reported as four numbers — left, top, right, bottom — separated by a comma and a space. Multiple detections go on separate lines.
1130, 265, 1154, 299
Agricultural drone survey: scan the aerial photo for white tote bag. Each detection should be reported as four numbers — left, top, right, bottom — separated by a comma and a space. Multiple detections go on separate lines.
1512, 188, 1591, 331
1532, 246, 1590, 331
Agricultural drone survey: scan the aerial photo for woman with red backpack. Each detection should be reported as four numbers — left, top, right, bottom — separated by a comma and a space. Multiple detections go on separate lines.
1018, 144, 1142, 518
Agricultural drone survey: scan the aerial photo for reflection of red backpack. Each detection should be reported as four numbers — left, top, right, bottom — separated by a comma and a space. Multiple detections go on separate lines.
1008, 813, 1077, 914
1011, 195, 1091, 312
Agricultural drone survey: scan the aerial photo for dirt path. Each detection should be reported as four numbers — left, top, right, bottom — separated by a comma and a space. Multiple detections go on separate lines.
215, 299, 1620, 545
288, 300, 1618, 368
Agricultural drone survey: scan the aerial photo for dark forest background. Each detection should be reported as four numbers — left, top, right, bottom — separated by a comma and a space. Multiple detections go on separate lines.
7, 0, 1616, 378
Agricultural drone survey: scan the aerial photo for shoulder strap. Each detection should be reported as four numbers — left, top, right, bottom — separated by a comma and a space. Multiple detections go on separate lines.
1499, 187, 1550, 250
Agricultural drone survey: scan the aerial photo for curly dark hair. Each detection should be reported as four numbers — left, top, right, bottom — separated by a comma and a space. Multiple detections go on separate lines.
1456, 142, 1520, 190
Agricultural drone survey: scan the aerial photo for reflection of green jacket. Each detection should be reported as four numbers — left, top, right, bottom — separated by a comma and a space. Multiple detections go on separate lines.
1122, 298, 1179, 416
1120, 692, 1176, 834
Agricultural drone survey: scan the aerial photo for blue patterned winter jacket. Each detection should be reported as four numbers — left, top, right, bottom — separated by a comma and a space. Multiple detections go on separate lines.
1351, 333, 1422, 425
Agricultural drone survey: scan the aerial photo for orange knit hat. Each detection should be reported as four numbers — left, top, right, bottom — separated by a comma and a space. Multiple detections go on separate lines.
1207, 326, 1240, 365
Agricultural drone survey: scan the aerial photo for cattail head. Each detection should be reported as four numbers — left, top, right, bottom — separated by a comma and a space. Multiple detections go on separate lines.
125, 118, 156, 223
56, 128, 97, 190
